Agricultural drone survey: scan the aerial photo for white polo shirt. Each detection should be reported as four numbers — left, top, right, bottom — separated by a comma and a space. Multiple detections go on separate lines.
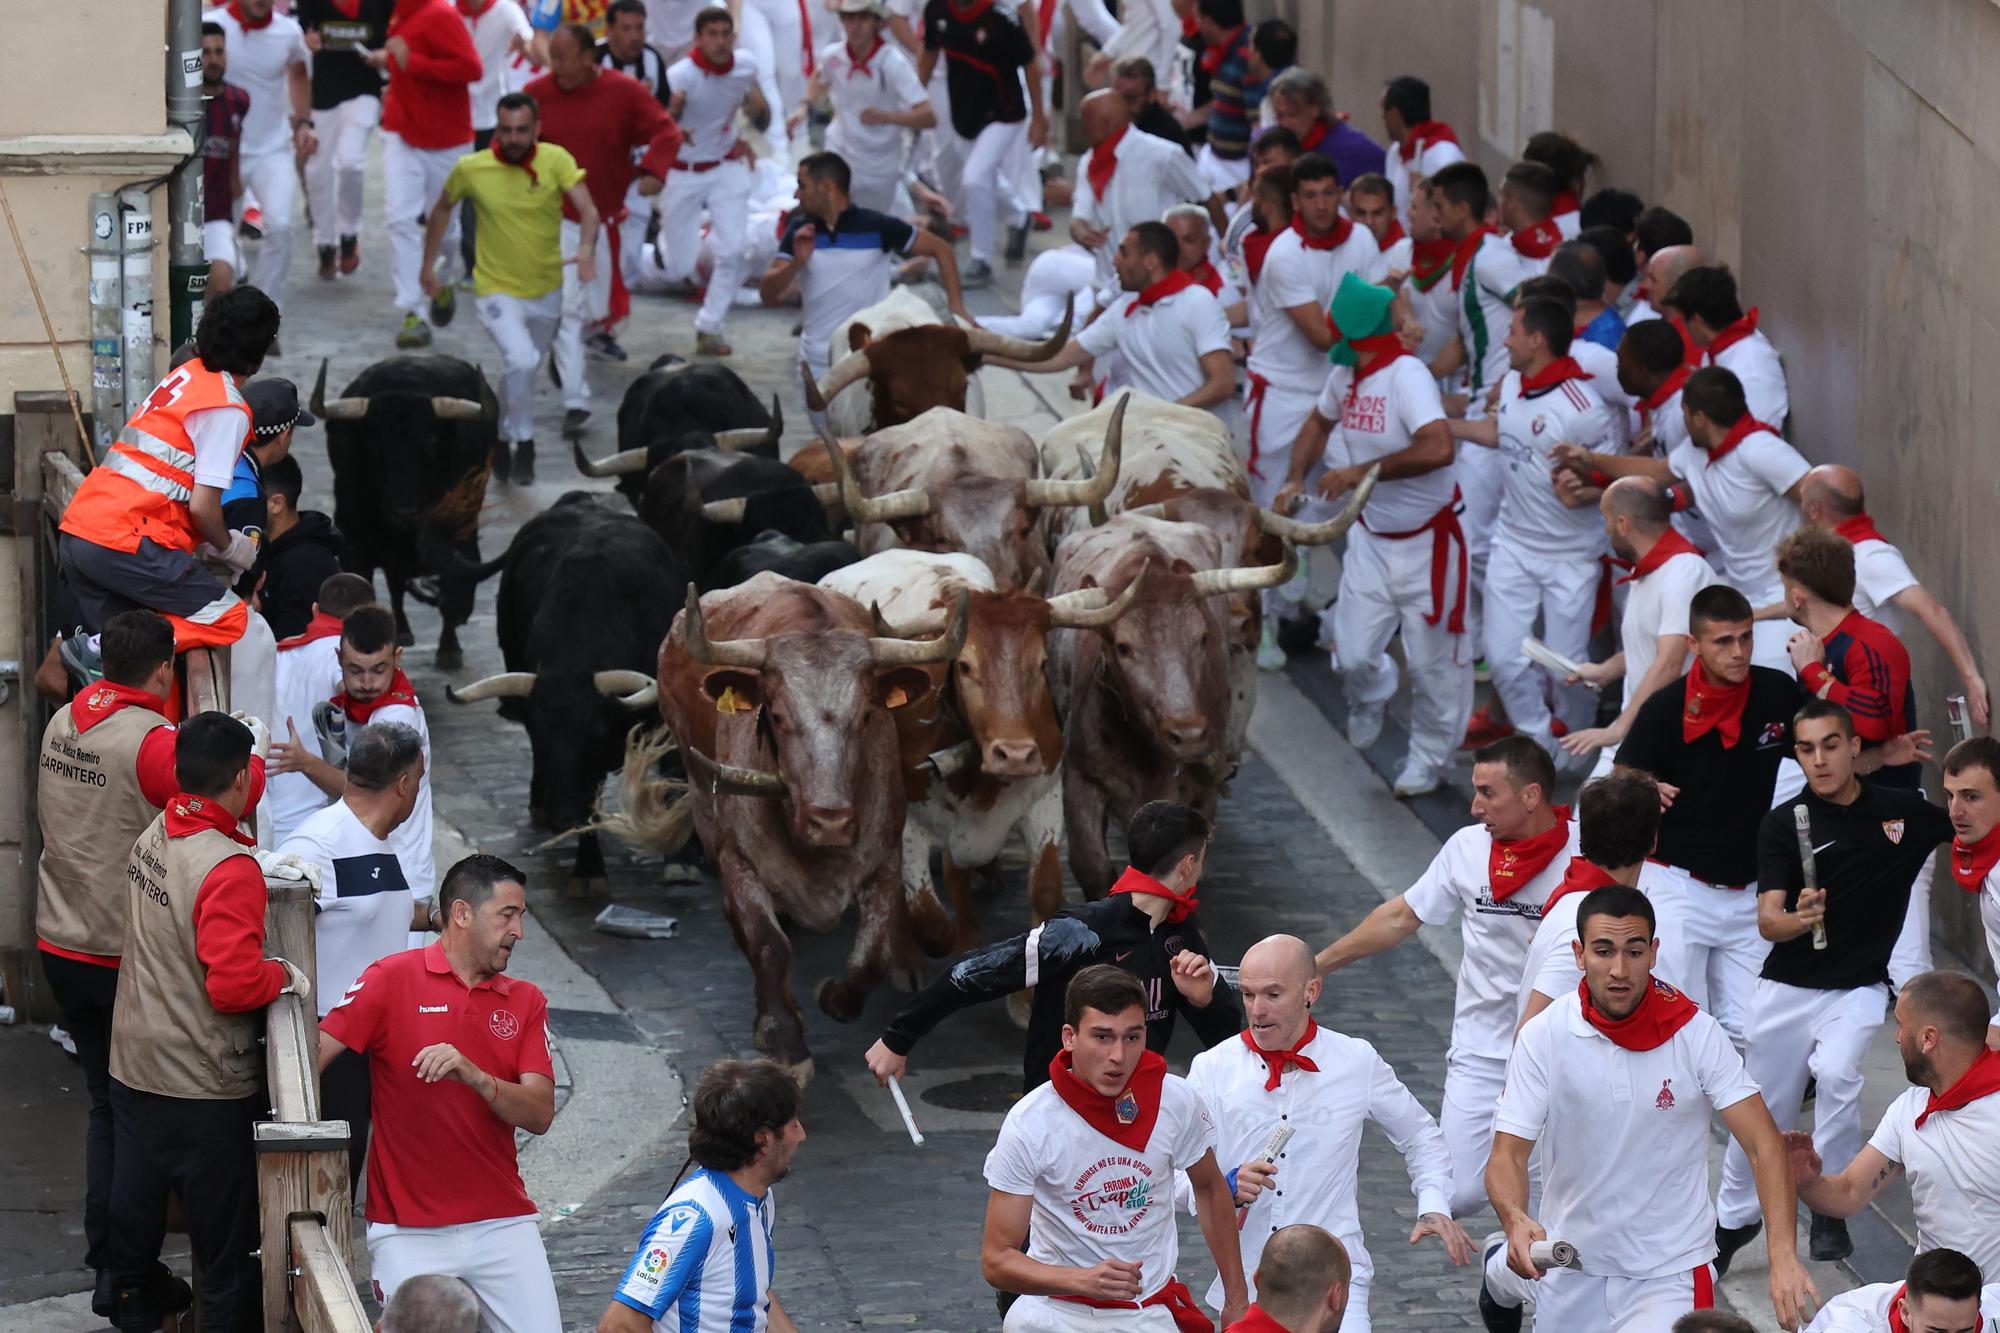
279, 799, 414, 1018
1247, 224, 1385, 390
1073, 128, 1212, 288
820, 37, 928, 172
1185, 1025, 1451, 1307
1403, 820, 1578, 1061
1709, 326, 1790, 431
1379, 233, 1412, 274
1492, 369, 1616, 558
1384, 133, 1464, 222
269, 635, 343, 842
1456, 233, 1540, 404
1497, 990, 1761, 1279
1619, 547, 1719, 709
1849, 534, 1919, 640
1314, 354, 1453, 532
365, 700, 436, 899
210, 5, 311, 159
1804, 1280, 2000, 1332
1867, 1082, 2000, 1278
1076, 281, 1230, 407
666, 49, 759, 163
778, 205, 917, 371
1568, 337, 1634, 454
1666, 427, 1809, 607
983, 1072, 1216, 1295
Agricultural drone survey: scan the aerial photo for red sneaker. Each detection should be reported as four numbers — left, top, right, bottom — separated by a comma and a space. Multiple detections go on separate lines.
1458, 707, 1516, 750
1030, 211, 1053, 232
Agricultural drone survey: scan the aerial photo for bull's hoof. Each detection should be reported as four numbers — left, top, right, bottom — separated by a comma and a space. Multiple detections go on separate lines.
563, 875, 607, 899
815, 976, 866, 1024
435, 644, 463, 671
396, 624, 416, 648
660, 862, 704, 885
752, 1013, 781, 1054
786, 1056, 815, 1088
1005, 988, 1034, 1030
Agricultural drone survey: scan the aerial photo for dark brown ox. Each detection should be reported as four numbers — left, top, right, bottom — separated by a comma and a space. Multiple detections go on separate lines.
623, 573, 967, 1079
1047, 514, 1300, 897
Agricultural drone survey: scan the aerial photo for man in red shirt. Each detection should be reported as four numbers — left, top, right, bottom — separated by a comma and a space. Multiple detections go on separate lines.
319, 853, 558, 1333
369, 0, 484, 349
525, 23, 682, 439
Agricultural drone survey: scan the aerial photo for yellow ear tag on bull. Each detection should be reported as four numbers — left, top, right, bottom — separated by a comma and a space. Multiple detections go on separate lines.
716, 686, 747, 715
884, 685, 910, 710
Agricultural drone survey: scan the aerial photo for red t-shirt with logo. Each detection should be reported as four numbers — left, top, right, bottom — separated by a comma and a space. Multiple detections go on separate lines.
321, 941, 553, 1227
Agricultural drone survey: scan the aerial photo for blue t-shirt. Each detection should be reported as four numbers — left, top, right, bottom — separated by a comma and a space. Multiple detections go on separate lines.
1579, 305, 1627, 352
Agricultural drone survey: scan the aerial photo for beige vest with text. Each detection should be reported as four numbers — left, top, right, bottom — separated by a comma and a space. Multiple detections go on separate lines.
36, 701, 166, 958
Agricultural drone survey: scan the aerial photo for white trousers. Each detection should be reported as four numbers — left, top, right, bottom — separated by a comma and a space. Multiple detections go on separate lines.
737, 1, 793, 171
1890, 850, 1939, 988
946, 119, 1028, 263
553, 218, 609, 412
1335, 524, 1474, 780
383, 132, 468, 314
1440, 1048, 1508, 1218
618, 175, 654, 290
658, 161, 751, 336
1238, 382, 1319, 509
746, 0, 810, 117
1716, 979, 1887, 1228
1482, 540, 1600, 746
1522, 1263, 1716, 1333
368, 1215, 560, 1333
305, 93, 381, 247
1003, 1295, 1176, 1331
1455, 445, 1503, 580
240, 147, 299, 312
1648, 863, 1765, 1051
475, 289, 562, 443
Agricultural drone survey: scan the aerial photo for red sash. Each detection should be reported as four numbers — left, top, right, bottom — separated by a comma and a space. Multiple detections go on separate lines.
1360, 489, 1467, 635
1057, 1277, 1213, 1333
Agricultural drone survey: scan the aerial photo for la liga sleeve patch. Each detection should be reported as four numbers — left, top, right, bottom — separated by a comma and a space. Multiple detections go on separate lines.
616, 1200, 712, 1315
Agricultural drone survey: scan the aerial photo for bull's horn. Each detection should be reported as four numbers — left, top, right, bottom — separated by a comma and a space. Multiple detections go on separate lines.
823, 419, 929, 524
964, 297, 1073, 362
1189, 539, 1299, 598
870, 590, 969, 665
430, 396, 487, 421
446, 672, 537, 703
1253, 464, 1381, 545
1024, 391, 1124, 508
714, 396, 784, 451
573, 443, 652, 477
1046, 559, 1150, 629
310, 359, 329, 416
593, 669, 658, 710
924, 740, 978, 779
700, 497, 749, 524
811, 482, 841, 506
680, 584, 767, 669
681, 742, 788, 796
312, 356, 369, 420
809, 350, 870, 413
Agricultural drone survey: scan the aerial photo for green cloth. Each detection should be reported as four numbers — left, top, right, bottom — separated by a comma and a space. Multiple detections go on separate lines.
1327, 271, 1395, 366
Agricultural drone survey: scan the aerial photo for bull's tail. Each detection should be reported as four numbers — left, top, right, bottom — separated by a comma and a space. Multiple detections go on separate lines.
417, 521, 506, 585
598, 723, 695, 856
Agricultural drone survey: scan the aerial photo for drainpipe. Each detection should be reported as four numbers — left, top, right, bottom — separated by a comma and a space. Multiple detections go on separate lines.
165, 0, 206, 349
88, 194, 122, 449
117, 186, 154, 421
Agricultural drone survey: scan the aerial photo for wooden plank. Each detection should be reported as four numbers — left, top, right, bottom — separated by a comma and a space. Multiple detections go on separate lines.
264, 991, 319, 1125
41, 451, 83, 519
183, 646, 227, 715
256, 1121, 354, 1333
288, 1220, 372, 1333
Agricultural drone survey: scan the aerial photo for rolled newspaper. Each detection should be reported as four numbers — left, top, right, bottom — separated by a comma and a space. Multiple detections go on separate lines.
1530, 1239, 1582, 1272
1236, 1125, 1296, 1230
1520, 637, 1600, 691
887, 1075, 925, 1147
1794, 804, 1828, 951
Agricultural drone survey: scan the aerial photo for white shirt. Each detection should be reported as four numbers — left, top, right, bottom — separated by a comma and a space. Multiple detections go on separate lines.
1456, 234, 1542, 404
1185, 1026, 1451, 1306
1492, 369, 1615, 557
1247, 225, 1385, 388
1867, 1082, 2000, 1278
613, 1166, 779, 1333
1709, 327, 1790, 431
186, 406, 251, 489
1094, 0, 1184, 109
1402, 268, 1457, 369
1497, 991, 1761, 1279
785, 207, 915, 372
643, 0, 709, 50
1804, 1280, 2000, 1332
269, 635, 342, 842
209, 5, 310, 159
984, 1072, 1217, 1295
466, 0, 534, 131
1073, 128, 1212, 288
667, 49, 759, 163
1314, 355, 1453, 533
1076, 283, 1230, 407
1568, 337, 1634, 454
1666, 427, 1809, 606
1517, 862, 1680, 1022
1619, 548, 1718, 709
279, 800, 413, 1017
1850, 535, 1919, 640
1379, 234, 1412, 274
821, 38, 928, 171
1383, 135, 1465, 223
368, 700, 436, 897
1403, 821, 1578, 1060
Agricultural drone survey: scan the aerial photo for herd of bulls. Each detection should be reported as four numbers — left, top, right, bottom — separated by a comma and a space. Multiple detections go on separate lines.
316, 297, 1375, 1078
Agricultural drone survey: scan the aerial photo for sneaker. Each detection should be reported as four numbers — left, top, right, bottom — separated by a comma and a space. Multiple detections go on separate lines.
238, 207, 263, 240
339, 234, 360, 275
1459, 706, 1516, 750
1255, 619, 1286, 672
512, 440, 536, 485
1392, 760, 1440, 798
548, 346, 563, 389
1712, 1219, 1762, 1279
584, 330, 629, 361
1029, 211, 1053, 232
58, 628, 102, 685
49, 1024, 76, 1058
1004, 224, 1029, 262
429, 282, 457, 328
561, 408, 591, 440
489, 438, 512, 484
961, 259, 994, 289
1808, 1212, 1852, 1263
694, 331, 733, 357
317, 246, 337, 281
1473, 656, 1493, 683
396, 313, 433, 349
1477, 1236, 1523, 1333
1346, 702, 1384, 752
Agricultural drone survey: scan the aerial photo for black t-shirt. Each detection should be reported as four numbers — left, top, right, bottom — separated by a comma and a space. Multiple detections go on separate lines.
1757, 783, 1953, 989
922, 0, 1032, 139
1135, 99, 1190, 152
1618, 666, 1803, 886
295, 0, 394, 110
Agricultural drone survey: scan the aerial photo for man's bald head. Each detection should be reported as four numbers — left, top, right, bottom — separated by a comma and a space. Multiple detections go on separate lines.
380, 1274, 479, 1333
1241, 934, 1316, 987
1603, 476, 1672, 532
1080, 89, 1131, 146
1254, 1224, 1351, 1327
1646, 244, 1704, 304
1800, 464, 1866, 524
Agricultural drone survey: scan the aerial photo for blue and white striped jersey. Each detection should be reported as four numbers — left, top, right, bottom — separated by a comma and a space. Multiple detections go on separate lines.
612, 1167, 778, 1332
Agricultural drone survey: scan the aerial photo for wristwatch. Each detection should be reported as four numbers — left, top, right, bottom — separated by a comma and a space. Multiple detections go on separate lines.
291, 114, 315, 130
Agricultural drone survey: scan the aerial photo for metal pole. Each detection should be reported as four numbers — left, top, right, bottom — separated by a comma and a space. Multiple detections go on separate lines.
117, 187, 156, 415
88, 192, 122, 450
166, 0, 206, 348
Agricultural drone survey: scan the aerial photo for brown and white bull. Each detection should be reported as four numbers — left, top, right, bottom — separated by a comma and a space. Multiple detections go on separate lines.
805, 288, 1073, 435
818, 549, 1143, 949
622, 573, 968, 1078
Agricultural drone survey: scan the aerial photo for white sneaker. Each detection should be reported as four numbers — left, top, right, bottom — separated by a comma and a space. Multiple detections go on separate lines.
1256, 620, 1287, 672
1346, 703, 1384, 751
1392, 760, 1441, 798
1276, 550, 1313, 607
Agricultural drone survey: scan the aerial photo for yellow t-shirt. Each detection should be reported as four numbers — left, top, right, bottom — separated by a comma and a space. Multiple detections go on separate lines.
442, 143, 586, 300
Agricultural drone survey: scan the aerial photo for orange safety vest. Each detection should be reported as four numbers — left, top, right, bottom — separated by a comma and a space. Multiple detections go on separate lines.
61, 363, 252, 556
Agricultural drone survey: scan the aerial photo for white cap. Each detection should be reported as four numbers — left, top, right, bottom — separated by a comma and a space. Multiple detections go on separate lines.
836, 0, 885, 14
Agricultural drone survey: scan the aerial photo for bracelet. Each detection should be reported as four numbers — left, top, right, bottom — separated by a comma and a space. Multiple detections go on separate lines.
292, 115, 315, 129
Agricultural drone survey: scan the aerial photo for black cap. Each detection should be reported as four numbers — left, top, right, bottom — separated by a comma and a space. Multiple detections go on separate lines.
245, 378, 316, 439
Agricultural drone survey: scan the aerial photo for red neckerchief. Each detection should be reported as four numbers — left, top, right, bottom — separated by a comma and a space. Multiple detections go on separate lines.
332, 669, 420, 724
1670, 314, 1702, 367
165, 790, 257, 847
1449, 226, 1495, 290
1227, 1307, 1293, 1333
1292, 212, 1353, 251
1703, 307, 1760, 362
1519, 356, 1592, 394
1552, 189, 1579, 216
1186, 260, 1223, 295
1835, 513, 1888, 547
1884, 1283, 1981, 1333
1378, 219, 1407, 250
1510, 217, 1562, 259
1299, 118, 1329, 152
1409, 236, 1454, 290
1241, 1018, 1319, 1091
1397, 119, 1458, 164
1048, 1048, 1168, 1151
1682, 657, 1750, 748
71, 681, 168, 735
329, 0, 364, 16
1086, 125, 1127, 200
1127, 269, 1196, 315
947, 0, 996, 17
1341, 332, 1411, 390
844, 35, 885, 76
1489, 806, 1572, 902
456, 0, 487, 14
691, 45, 736, 75
1109, 864, 1199, 924
1705, 414, 1776, 465
1916, 1047, 2000, 1129
1243, 227, 1277, 285
276, 610, 345, 651
227, 1, 274, 29
1199, 23, 1244, 74
1951, 822, 2000, 893
492, 141, 538, 187
1579, 976, 1698, 1052
1541, 856, 1621, 916
1616, 527, 1703, 585
1634, 362, 1692, 430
